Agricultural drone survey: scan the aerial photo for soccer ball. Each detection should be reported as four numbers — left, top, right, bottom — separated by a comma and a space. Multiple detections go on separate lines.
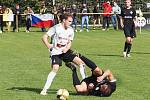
56, 89, 69, 100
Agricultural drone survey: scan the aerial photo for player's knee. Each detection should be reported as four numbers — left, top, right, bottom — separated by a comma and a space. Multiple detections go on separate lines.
73, 57, 85, 65
126, 37, 132, 43
93, 67, 103, 76
52, 65, 59, 73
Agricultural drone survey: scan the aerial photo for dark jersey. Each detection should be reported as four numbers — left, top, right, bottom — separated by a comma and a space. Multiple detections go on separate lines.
120, 7, 136, 25
82, 75, 116, 96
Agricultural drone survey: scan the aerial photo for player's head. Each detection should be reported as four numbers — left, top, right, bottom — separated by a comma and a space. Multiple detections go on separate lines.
106, 1, 110, 5
98, 82, 116, 97
61, 13, 73, 29
99, 84, 112, 96
124, 0, 131, 8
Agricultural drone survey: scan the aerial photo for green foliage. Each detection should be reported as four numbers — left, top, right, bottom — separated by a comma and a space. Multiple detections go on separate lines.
0, 27, 150, 100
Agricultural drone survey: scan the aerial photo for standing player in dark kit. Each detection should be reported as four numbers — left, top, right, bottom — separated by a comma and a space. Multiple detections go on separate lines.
120, 0, 137, 57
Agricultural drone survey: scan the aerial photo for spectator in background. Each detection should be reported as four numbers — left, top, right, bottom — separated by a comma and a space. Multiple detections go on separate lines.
102, 1, 112, 31
80, 3, 90, 32
59, 5, 67, 21
13, 4, 22, 32
111, 1, 121, 30
24, 6, 34, 33
3, 6, 13, 32
52, 5, 59, 25
93, 4, 101, 30
39, 4, 48, 32
71, 4, 78, 32
0, 5, 4, 33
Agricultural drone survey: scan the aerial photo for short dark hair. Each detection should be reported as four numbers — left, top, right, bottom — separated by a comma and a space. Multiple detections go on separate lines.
101, 84, 113, 97
60, 13, 73, 22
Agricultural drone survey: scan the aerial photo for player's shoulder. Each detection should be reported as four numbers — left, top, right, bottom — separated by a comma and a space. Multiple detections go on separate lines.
54, 23, 61, 28
129, 7, 136, 11
67, 26, 74, 32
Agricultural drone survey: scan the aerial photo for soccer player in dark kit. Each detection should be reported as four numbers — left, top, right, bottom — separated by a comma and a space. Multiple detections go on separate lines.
120, 0, 137, 57
65, 53, 116, 97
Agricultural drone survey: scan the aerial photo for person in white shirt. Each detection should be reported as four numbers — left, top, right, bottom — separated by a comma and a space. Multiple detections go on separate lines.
111, 1, 121, 30
40, 13, 87, 95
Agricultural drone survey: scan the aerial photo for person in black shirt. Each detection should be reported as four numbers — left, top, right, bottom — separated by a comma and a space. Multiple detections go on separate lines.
66, 53, 116, 97
71, 4, 78, 32
13, 4, 22, 32
120, 0, 137, 57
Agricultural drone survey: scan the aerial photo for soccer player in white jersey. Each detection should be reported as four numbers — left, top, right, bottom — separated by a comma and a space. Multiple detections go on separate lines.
40, 13, 86, 95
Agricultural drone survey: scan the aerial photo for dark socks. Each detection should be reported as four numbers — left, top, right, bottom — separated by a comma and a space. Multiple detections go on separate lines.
72, 69, 80, 86
79, 54, 97, 70
124, 42, 128, 52
127, 43, 132, 54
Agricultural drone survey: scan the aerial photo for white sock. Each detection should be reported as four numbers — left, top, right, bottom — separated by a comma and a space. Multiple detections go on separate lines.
79, 64, 86, 79
42, 71, 56, 91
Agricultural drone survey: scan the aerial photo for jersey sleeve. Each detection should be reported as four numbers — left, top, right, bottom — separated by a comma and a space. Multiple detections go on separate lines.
120, 8, 124, 17
109, 81, 116, 92
46, 26, 56, 37
69, 28, 74, 41
132, 8, 136, 18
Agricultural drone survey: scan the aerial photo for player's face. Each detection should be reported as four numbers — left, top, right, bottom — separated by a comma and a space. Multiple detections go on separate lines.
100, 84, 109, 93
125, 0, 131, 8
64, 17, 73, 29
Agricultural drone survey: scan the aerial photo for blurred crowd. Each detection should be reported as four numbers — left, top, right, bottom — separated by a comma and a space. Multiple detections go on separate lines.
0, 0, 122, 33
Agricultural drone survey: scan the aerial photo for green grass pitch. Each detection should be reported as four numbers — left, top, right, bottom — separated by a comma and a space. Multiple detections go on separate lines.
0, 28, 150, 100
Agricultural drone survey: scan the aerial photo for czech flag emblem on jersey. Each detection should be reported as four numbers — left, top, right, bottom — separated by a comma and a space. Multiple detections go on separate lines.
31, 14, 54, 28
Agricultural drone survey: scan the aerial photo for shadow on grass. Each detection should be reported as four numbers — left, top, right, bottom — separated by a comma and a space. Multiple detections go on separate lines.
69, 92, 90, 97
7, 87, 81, 96
6, 87, 57, 94
87, 53, 122, 57
131, 51, 150, 55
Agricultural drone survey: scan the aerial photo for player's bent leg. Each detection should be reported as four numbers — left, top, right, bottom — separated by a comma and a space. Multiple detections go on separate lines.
73, 56, 86, 79
79, 54, 97, 71
126, 37, 132, 44
65, 62, 77, 71
52, 64, 60, 73
72, 56, 85, 65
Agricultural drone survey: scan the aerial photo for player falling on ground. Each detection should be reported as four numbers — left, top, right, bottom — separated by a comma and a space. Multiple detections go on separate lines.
65, 53, 116, 96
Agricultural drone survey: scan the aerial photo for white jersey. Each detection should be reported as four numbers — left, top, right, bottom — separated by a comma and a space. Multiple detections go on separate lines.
112, 5, 121, 15
46, 23, 74, 56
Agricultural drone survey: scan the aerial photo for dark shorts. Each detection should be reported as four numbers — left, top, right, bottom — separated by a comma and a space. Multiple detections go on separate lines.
51, 49, 77, 66
124, 24, 136, 38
